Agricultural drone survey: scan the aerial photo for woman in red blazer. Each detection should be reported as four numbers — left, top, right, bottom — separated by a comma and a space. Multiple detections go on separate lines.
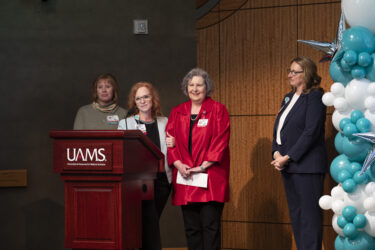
271, 56, 328, 250
166, 68, 230, 250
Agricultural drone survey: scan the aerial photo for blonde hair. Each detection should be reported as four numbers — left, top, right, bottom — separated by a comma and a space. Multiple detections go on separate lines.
92, 73, 119, 104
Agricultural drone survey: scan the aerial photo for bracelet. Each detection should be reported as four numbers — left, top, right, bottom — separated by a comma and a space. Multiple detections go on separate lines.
200, 165, 204, 171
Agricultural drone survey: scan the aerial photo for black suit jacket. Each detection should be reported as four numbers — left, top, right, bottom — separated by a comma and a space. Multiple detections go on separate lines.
272, 90, 328, 173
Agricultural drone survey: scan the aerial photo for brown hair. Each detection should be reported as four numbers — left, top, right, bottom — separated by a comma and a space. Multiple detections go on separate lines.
127, 82, 163, 118
290, 56, 323, 94
92, 73, 119, 104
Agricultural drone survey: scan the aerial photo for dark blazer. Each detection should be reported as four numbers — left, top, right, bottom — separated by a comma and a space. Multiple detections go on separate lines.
272, 89, 328, 173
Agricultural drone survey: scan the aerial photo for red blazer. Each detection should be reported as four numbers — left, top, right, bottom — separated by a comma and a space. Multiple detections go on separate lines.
166, 97, 230, 205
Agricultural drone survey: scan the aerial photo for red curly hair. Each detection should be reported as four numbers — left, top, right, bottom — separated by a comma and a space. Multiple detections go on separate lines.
127, 82, 163, 118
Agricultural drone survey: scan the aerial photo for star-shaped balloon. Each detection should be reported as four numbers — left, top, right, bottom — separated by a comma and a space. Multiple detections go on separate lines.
353, 132, 375, 175
297, 12, 345, 62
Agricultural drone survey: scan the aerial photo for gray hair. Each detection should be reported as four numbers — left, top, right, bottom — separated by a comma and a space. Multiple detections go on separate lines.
181, 68, 214, 97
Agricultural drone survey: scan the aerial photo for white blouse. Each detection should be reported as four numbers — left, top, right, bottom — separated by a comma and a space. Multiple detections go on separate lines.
276, 93, 300, 145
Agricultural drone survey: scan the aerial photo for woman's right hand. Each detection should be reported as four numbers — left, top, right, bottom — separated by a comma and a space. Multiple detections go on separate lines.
174, 160, 190, 178
271, 153, 289, 171
166, 132, 175, 148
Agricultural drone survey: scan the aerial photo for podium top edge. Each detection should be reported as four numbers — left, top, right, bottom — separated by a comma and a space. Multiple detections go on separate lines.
49, 130, 144, 139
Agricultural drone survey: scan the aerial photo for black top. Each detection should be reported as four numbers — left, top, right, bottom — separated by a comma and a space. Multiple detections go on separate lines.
139, 120, 161, 150
189, 114, 198, 155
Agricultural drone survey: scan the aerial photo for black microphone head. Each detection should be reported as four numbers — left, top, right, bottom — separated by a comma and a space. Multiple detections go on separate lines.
126, 109, 135, 118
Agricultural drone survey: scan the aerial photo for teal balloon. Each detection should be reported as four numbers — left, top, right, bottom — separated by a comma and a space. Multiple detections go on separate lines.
341, 57, 353, 71
351, 65, 366, 79
335, 235, 345, 250
343, 178, 357, 193
351, 110, 364, 123
353, 171, 369, 184
358, 52, 372, 67
349, 162, 362, 175
338, 169, 353, 182
344, 50, 358, 66
366, 53, 375, 81
356, 117, 372, 133
353, 214, 367, 228
338, 215, 349, 229
344, 223, 358, 239
342, 136, 372, 162
343, 206, 357, 221
343, 123, 359, 138
330, 154, 351, 183
335, 132, 345, 154
340, 118, 353, 131
342, 26, 375, 53
344, 231, 375, 249
330, 59, 353, 85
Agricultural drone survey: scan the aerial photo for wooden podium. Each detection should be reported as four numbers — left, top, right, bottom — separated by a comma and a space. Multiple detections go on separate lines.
50, 130, 164, 250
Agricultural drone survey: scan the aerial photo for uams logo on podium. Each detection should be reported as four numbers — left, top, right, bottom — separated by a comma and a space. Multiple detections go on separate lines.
62, 143, 113, 170
67, 148, 106, 163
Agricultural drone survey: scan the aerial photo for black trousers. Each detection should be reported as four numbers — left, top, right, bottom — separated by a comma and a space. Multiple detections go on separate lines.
282, 172, 325, 250
181, 201, 224, 250
141, 173, 171, 250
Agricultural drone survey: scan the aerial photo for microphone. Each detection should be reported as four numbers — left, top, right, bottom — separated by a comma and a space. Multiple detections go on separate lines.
125, 109, 135, 130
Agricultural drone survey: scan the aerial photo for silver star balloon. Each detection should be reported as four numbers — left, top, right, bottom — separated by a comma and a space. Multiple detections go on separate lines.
353, 133, 375, 175
298, 12, 346, 63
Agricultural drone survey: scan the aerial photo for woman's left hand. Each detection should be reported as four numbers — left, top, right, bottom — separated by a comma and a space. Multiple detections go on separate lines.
166, 132, 175, 148
187, 161, 215, 174
187, 166, 204, 174
271, 155, 290, 171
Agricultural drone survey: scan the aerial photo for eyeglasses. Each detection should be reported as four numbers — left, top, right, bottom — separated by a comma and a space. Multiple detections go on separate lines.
135, 95, 151, 102
287, 69, 304, 76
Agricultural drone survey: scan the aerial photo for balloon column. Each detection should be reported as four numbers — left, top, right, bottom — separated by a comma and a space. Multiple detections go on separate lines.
317, 1, 375, 249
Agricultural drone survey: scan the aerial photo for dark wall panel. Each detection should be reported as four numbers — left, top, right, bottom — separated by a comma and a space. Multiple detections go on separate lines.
0, 1, 195, 249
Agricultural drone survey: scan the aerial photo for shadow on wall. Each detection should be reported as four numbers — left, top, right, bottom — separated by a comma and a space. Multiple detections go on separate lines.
23, 198, 65, 250
248, 138, 292, 249
225, 138, 292, 249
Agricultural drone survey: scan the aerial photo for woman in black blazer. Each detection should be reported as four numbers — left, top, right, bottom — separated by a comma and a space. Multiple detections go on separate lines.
271, 56, 328, 250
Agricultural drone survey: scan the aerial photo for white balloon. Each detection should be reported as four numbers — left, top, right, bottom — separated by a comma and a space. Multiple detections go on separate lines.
332, 110, 352, 132
319, 195, 332, 210
365, 97, 375, 112
344, 184, 367, 214
332, 214, 344, 236
367, 82, 375, 96
365, 182, 375, 195
364, 211, 375, 237
345, 78, 370, 110
364, 197, 375, 212
334, 97, 349, 112
322, 92, 335, 107
331, 82, 345, 97
331, 185, 346, 201
364, 109, 375, 132
332, 199, 345, 215
342, 0, 375, 33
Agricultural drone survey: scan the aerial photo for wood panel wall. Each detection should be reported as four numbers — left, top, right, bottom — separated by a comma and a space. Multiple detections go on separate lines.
197, 1, 341, 249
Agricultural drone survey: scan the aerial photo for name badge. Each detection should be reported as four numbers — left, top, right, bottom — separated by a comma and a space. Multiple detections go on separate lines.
107, 115, 119, 124
136, 124, 147, 134
197, 119, 208, 127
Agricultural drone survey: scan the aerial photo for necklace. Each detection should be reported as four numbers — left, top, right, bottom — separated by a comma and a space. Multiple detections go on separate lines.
190, 114, 198, 121
139, 119, 155, 124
